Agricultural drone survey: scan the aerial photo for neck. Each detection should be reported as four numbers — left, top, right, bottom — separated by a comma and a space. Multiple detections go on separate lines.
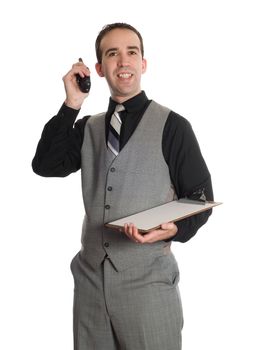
111, 90, 142, 104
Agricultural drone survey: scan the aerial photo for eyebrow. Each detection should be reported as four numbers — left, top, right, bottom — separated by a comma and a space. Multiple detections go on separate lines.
127, 46, 140, 51
104, 46, 140, 56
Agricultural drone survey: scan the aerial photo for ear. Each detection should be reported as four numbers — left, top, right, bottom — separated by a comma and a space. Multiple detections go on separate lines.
141, 58, 147, 74
95, 63, 104, 77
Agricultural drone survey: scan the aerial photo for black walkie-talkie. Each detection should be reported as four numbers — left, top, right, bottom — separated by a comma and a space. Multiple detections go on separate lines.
76, 58, 91, 93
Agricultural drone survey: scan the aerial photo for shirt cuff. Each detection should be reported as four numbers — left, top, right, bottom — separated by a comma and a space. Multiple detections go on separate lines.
57, 103, 81, 125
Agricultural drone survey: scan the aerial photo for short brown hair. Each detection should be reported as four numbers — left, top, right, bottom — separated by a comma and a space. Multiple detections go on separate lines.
95, 23, 144, 64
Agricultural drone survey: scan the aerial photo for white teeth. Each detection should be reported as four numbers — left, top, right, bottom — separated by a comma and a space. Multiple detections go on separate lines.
118, 73, 132, 78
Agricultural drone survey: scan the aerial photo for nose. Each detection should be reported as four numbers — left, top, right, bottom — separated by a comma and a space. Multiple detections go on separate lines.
117, 53, 130, 67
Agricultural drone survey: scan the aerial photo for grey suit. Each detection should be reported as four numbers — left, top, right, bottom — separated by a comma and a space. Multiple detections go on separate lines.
71, 101, 183, 349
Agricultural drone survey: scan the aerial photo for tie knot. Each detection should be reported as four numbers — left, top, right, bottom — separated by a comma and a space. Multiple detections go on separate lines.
115, 104, 125, 113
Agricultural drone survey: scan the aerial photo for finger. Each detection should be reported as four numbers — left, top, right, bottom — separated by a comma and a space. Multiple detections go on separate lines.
143, 223, 178, 243
72, 61, 85, 68
74, 67, 90, 77
124, 223, 140, 243
141, 230, 163, 243
71, 61, 90, 77
143, 226, 176, 242
64, 68, 90, 83
78, 58, 90, 70
123, 223, 133, 240
128, 223, 137, 240
73, 61, 90, 70
161, 222, 177, 230
130, 224, 145, 243
124, 223, 129, 234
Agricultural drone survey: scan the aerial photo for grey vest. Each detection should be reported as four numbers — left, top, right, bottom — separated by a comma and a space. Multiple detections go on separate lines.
80, 101, 175, 271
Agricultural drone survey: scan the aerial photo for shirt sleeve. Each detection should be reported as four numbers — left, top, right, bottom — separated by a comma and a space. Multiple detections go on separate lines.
162, 111, 214, 242
32, 103, 89, 177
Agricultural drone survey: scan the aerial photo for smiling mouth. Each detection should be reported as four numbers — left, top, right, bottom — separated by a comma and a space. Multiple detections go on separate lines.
117, 73, 133, 79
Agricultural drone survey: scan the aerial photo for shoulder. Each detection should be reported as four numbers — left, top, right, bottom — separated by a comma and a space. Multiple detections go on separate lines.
169, 110, 192, 128
86, 112, 106, 127
75, 112, 105, 127
165, 110, 194, 137
162, 109, 199, 149
151, 100, 191, 129
150, 100, 171, 117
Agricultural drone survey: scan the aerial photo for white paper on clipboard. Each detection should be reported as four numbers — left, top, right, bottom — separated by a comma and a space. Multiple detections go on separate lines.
105, 199, 222, 233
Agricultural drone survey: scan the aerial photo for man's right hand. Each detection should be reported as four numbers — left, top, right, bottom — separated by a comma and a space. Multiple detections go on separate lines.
63, 60, 90, 110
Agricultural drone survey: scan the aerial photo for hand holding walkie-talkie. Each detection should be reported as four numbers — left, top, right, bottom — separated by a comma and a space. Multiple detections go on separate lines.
76, 58, 91, 93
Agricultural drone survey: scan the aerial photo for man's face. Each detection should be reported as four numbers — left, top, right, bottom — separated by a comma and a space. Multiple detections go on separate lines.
95, 28, 147, 103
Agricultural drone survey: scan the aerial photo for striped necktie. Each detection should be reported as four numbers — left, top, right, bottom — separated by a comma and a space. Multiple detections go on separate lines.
108, 104, 125, 157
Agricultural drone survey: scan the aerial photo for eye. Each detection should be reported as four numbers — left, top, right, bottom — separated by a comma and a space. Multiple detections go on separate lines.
108, 51, 118, 57
129, 50, 137, 55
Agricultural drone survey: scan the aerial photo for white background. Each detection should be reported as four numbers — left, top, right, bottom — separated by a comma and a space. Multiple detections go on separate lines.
1, 0, 253, 349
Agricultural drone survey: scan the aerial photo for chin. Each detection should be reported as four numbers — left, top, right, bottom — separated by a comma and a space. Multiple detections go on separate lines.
118, 87, 139, 97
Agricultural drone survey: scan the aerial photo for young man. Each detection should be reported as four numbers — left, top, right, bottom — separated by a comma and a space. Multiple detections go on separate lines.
32, 23, 213, 350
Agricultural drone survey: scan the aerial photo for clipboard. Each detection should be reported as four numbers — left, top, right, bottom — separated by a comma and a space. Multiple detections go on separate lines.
105, 199, 222, 233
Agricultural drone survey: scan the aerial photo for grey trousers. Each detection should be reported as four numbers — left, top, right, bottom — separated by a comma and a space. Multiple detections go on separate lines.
70, 249, 183, 350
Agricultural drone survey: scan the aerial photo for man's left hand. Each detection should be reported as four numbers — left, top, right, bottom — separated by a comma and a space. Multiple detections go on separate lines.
123, 222, 178, 243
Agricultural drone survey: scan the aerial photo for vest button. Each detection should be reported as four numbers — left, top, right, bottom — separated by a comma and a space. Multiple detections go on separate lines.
105, 204, 110, 209
110, 167, 115, 172
107, 186, 113, 191
104, 242, 109, 248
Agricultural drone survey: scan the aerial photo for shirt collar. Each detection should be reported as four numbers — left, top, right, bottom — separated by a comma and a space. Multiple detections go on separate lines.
107, 91, 148, 115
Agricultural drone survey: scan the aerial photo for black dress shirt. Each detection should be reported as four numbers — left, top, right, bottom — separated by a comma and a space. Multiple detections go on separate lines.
32, 91, 213, 242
